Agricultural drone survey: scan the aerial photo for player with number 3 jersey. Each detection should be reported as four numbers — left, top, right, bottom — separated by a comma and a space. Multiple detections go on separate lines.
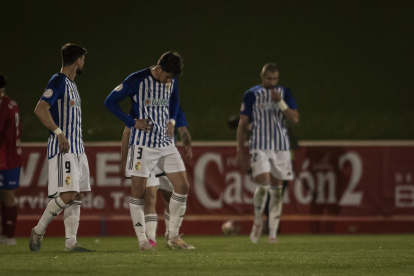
105, 52, 194, 251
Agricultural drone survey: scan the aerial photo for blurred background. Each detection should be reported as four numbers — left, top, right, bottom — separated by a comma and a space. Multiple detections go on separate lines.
2, 0, 414, 237
1, 0, 413, 142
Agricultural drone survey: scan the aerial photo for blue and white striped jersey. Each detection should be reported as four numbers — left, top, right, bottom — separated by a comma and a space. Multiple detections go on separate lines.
104, 68, 180, 148
240, 85, 297, 151
129, 105, 188, 145
40, 73, 84, 159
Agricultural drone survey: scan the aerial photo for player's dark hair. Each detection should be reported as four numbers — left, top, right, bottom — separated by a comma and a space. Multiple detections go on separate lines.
61, 43, 87, 67
262, 63, 278, 75
0, 74, 7, 89
157, 52, 183, 77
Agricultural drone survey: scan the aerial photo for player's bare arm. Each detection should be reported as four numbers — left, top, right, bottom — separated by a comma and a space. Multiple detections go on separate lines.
34, 100, 69, 153
120, 126, 130, 174
134, 118, 152, 133
236, 115, 250, 170
271, 89, 299, 124
178, 126, 192, 161
166, 122, 174, 137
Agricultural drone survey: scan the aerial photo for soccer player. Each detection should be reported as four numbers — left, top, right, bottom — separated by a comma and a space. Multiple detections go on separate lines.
236, 63, 299, 244
105, 52, 194, 250
0, 74, 21, 245
29, 44, 95, 253
120, 105, 193, 247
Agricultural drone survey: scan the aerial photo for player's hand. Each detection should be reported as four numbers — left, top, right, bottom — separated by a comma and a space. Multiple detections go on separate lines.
134, 119, 152, 133
166, 122, 174, 137
184, 146, 193, 161
236, 150, 250, 171
271, 88, 281, 103
57, 133, 70, 153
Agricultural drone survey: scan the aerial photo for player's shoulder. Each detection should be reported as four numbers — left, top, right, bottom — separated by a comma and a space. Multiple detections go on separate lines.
47, 73, 66, 89
0, 96, 18, 110
124, 68, 151, 85
0, 95, 11, 105
244, 85, 263, 95
278, 85, 294, 96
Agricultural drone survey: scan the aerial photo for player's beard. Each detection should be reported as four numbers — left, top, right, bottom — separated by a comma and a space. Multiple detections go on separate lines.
76, 68, 83, 75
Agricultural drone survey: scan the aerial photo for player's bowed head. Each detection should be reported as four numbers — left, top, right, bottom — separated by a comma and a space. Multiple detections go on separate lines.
151, 51, 183, 84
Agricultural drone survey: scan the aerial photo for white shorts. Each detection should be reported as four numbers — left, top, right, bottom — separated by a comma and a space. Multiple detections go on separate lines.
48, 153, 91, 197
145, 172, 160, 187
159, 175, 174, 192
250, 150, 293, 181
125, 172, 160, 187
125, 144, 185, 178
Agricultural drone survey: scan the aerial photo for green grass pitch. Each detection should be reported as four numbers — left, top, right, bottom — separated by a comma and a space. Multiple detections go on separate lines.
1, 235, 414, 276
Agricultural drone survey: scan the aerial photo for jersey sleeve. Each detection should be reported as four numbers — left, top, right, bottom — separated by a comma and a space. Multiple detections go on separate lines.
128, 99, 137, 118
240, 91, 255, 119
40, 77, 65, 106
104, 81, 136, 128
283, 88, 298, 110
176, 106, 188, 128
169, 79, 179, 121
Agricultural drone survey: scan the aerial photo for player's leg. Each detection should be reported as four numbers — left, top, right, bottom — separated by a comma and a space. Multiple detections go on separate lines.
126, 145, 158, 251
0, 167, 19, 245
267, 150, 293, 243
159, 176, 173, 242
268, 176, 283, 243
63, 154, 94, 253
161, 146, 194, 249
249, 150, 271, 243
30, 154, 78, 252
130, 176, 152, 250
144, 173, 159, 247
0, 190, 17, 245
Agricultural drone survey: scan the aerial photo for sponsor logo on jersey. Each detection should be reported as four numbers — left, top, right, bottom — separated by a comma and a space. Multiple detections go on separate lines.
259, 102, 278, 110
43, 89, 53, 98
69, 99, 81, 108
144, 98, 169, 107
135, 162, 141, 170
65, 176, 71, 185
114, 84, 123, 92
146, 88, 152, 93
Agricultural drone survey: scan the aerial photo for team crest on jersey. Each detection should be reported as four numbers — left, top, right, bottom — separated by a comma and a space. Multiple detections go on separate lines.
144, 98, 169, 107
43, 89, 53, 98
65, 176, 71, 185
114, 84, 123, 92
69, 99, 81, 108
135, 162, 141, 170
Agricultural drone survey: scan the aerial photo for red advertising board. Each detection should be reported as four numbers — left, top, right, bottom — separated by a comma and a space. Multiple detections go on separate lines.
13, 141, 414, 236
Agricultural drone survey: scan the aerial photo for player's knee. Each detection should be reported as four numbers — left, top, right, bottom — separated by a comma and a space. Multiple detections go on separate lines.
179, 181, 189, 194
60, 192, 77, 204
75, 193, 84, 201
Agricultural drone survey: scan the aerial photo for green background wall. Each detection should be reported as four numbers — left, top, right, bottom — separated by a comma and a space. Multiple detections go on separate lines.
1, 0, 413, 142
